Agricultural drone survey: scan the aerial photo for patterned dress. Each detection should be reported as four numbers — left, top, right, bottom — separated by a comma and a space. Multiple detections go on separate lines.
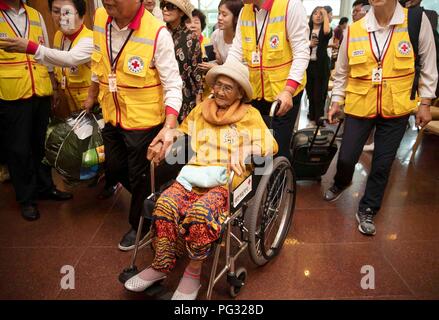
168, 23, 203, 123
151, 182, 228, 273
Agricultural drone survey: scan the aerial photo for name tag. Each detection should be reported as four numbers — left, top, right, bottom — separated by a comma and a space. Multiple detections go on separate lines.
60, 76, 66, 89
251, 51, 261, 65
372, 67, 382, 85
109, 73, 117, 93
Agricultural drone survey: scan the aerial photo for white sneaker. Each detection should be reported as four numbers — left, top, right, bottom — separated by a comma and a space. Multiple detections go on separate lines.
124, 274, 166, 292
363, 143, 375, 152
306, 121, 316, 128
171, 285, 201, 300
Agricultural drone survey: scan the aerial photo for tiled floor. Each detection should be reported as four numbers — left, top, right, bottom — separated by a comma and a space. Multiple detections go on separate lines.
0, 109, 438, 300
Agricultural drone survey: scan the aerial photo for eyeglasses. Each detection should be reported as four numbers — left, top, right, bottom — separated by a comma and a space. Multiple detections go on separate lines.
160, 2, 178, 11
213, 81, 235, 94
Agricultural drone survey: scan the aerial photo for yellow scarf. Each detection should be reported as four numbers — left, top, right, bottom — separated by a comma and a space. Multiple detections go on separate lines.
201, 98, 249, 126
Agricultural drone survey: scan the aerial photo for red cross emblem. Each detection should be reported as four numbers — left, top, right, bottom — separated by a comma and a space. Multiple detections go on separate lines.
270, 35, 280, 49
398, 41, 411, 55
127, 56, 144, 73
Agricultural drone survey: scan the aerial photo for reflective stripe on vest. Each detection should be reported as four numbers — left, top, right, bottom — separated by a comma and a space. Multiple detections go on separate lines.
92, 7, 165, 130
345, 8, 417, 118
53, 26, 93, 113
0, 5, 53, 100
240, 0, 305, 101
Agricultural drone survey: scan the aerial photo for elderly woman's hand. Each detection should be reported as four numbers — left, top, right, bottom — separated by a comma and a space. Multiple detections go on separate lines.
147, 141, 163, 163
231, 145, 252, 176
0, 37, 30, 54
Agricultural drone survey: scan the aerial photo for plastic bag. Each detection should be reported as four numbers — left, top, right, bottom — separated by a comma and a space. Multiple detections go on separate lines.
44, 111, 105, 185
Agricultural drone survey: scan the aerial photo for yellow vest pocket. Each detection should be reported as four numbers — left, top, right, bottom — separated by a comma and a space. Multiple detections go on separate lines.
389, 77, 417, 116
345, 80, 375, 117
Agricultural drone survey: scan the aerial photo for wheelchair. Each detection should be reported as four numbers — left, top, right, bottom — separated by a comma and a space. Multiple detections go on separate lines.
118, 101, 297, 299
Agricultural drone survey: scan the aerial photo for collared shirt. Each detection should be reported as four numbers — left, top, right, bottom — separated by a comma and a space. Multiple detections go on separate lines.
92, 6, 182, 114
332, 3, 438, 101
0, 1, 52, 71
226, 0, 310, 89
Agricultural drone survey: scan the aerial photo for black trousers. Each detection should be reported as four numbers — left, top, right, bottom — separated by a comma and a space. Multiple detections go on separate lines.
306, 61, 330, 123
252, 91, 303, 161
102, 123, 161, 230
333, 115, 410, 213
0, 97, 54, 206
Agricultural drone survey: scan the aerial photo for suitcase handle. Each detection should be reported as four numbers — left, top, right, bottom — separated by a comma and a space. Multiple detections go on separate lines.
309, 116, 344, 151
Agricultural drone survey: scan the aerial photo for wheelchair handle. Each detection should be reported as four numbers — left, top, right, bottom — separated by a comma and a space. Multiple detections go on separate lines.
269, 100, 281, 118
228, 170, 235, 192
268, 100, 281, 130
227, 170, 235, 213
150, 161, 155, 194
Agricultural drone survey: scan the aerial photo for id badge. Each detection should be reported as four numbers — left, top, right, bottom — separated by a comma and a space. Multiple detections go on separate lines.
60, 76, 66, 89
372, 68, 383, 85
109, 73, 117, 93
251, 51, 261, 65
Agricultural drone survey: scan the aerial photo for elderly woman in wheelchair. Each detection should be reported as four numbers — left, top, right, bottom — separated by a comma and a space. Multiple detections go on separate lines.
124, 61, 278, 300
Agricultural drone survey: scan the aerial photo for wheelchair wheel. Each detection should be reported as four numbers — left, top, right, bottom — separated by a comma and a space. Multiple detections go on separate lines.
246, 156, 296, 266
229, 267, 247, 298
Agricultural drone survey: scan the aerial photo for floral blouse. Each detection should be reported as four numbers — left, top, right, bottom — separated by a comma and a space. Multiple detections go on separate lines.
168, 23, 203, 123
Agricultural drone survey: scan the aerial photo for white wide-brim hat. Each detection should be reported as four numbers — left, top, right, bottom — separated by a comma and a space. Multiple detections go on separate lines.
161, 0, 194, 20
205, 61, 253, 102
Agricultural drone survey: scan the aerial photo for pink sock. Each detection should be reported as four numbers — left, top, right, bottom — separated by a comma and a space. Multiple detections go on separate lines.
176, 266, 201, 294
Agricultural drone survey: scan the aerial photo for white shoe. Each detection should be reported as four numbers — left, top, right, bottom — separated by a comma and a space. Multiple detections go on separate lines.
124, 274, 166, 292
171, 285, 201, 300
306, 121, 316, 128
363, 143, 375, 152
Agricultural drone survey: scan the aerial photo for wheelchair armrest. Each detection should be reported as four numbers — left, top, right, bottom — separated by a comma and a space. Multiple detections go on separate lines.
251, 155, 274, 168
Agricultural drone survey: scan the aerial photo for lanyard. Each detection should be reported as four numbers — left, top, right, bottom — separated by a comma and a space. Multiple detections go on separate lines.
108, 23, 134, 72
254, 10, 269, 51
372, 27, 393, 68
61, 36, 74, 52
3, 9, 28, 38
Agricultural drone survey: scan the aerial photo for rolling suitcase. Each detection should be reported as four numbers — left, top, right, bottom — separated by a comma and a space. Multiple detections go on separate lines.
291, 118, 343, 181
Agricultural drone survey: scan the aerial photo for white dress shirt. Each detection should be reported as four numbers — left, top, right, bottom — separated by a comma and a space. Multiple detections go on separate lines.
92, 19, 182, 113
226, 0, 310, 86
1, 5, 52, 71
34, 34, 93, 68
332, 3, 438, 102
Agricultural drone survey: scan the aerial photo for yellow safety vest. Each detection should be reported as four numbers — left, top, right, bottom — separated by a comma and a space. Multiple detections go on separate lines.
0, 4, 53, 100
53, 25, 93, 113
345, 8, 417, 118
240, 0, 305, 101
92, 7, 165, 130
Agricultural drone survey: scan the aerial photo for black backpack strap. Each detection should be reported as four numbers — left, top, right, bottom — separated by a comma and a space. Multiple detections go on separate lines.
408, 6, 423, 100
